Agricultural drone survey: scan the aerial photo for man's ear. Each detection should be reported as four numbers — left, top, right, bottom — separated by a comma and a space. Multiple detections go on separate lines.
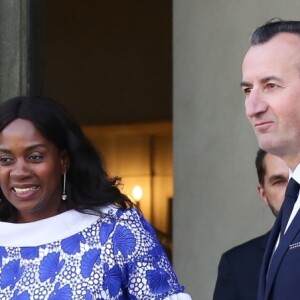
258, 183, 269, 206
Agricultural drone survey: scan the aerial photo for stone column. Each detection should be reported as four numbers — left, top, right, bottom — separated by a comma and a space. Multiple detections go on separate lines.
0, 0, 28, 103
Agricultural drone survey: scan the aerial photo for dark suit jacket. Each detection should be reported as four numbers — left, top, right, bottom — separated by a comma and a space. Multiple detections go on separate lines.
258, 208, 300, 300
213, 232, 270, 300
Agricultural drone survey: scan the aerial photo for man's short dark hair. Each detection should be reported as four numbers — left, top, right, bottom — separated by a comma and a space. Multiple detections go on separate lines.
255, 149, 267, 185
251, 18, 300, 45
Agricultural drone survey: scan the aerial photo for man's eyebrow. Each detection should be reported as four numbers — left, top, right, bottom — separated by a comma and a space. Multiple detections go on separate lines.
269, 174, 288, 182
240, 81, 251, 87
240, 76, 283, 88
260, 76, 283, 84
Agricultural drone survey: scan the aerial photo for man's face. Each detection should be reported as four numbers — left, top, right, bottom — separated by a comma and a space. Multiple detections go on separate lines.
258, 153, 289, 216
242, 33, 300, 168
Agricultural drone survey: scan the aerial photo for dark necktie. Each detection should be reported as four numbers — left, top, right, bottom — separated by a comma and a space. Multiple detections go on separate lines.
280, 177, 300, 236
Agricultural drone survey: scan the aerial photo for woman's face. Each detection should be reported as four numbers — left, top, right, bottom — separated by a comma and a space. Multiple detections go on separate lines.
0, 118, 68, 223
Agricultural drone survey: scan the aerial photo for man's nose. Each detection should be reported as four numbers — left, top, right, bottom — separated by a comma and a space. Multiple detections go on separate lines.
245, 90, 268, 118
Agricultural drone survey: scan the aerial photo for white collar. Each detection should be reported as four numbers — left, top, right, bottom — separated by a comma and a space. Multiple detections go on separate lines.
0, 209, 107, 247
289, 163, 300, 184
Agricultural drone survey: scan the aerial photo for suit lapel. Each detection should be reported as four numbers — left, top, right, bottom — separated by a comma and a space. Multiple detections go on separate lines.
257, 215, 281, 300
260, 231, 270, 251
264, 209, 300, 299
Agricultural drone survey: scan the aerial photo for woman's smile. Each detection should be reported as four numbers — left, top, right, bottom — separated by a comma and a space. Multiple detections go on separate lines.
12, 185, 40, 199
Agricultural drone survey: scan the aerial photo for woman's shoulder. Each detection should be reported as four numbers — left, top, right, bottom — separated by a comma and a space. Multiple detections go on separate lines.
100, 206, 154, 233
99, 205, 143, 223
97, 206, 158, 245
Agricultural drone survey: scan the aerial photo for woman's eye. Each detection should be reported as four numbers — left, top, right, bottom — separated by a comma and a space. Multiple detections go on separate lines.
28, 154, 43, 161
0, 156, 13, 165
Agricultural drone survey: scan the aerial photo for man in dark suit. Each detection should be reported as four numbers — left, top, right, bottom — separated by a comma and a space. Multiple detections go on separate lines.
213, 149, 288, 300
242, 20, 300, 300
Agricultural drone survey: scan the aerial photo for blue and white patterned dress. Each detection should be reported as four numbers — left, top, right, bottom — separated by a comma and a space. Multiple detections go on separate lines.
0, 206, 191, 299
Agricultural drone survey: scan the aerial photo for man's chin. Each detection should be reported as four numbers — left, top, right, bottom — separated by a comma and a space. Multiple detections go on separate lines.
257, 136, 279, 154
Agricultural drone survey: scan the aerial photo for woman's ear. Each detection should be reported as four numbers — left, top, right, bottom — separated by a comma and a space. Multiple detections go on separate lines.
60, 150, 70, 173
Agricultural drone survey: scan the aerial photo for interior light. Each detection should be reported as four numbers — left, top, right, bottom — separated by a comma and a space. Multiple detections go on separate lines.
132, 185, 143, 201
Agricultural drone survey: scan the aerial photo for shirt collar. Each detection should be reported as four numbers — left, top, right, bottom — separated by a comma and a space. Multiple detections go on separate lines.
289, 162, 300, 184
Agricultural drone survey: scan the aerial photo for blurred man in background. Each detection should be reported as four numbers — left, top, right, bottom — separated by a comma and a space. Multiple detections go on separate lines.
213, 149, 289, 300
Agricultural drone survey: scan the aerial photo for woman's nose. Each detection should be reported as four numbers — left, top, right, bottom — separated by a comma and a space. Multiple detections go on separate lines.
10, 160, 31, 178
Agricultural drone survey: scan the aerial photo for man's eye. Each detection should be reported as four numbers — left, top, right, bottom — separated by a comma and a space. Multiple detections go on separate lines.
243, 87, 252, 95
273, 180, 286, 186
266, 83, 277, 89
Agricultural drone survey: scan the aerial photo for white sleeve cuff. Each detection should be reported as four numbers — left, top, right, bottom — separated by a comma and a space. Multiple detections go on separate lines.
164, 293, 192, 300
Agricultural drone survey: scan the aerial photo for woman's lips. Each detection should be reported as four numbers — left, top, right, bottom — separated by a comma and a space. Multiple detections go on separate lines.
12, 186, 40, 199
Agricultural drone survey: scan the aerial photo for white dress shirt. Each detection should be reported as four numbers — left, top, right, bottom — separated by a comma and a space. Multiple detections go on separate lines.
284, 163, 300, 233
273, 163, 300, 252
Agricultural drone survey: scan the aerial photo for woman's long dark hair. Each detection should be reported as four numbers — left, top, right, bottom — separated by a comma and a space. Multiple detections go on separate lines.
0, 96, 132, 221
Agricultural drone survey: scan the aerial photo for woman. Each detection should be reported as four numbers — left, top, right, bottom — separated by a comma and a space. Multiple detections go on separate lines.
0, 96, 191, 299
